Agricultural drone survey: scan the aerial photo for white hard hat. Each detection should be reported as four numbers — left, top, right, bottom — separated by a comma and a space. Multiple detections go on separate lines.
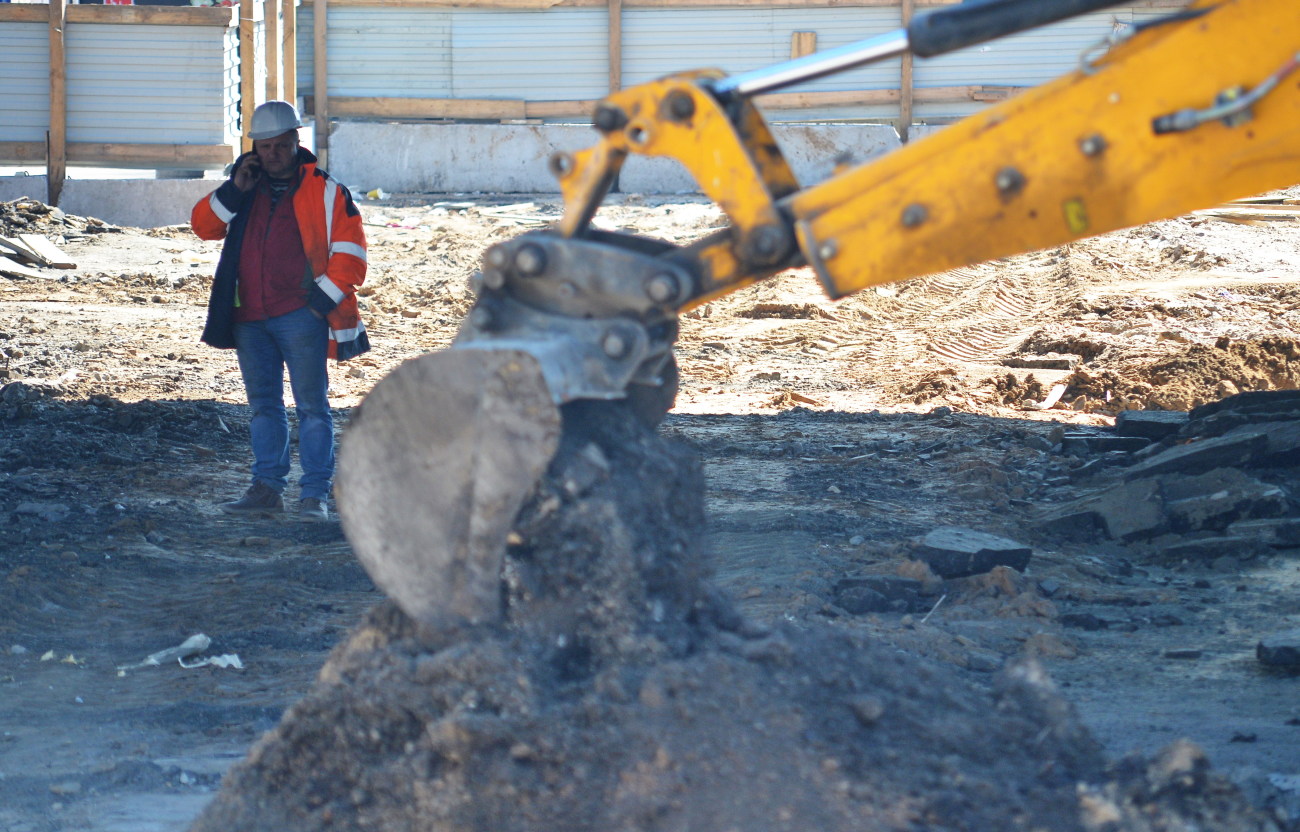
248, 100, 302, 141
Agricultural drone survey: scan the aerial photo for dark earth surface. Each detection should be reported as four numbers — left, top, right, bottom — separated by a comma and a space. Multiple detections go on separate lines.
0, 192, 1297, 830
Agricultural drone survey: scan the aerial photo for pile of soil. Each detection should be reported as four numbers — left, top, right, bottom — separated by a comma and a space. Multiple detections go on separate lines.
190, 403, 1276, 832
1061, 337, 1300, 413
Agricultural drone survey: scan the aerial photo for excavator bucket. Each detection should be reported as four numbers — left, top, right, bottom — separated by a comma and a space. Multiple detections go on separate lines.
336, 348, 561, 627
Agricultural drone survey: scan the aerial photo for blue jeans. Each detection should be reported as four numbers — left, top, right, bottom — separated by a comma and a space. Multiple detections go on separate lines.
234, 306, 333, 501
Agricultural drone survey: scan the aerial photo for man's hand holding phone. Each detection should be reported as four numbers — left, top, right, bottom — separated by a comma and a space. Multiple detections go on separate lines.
231, 152, 263, 193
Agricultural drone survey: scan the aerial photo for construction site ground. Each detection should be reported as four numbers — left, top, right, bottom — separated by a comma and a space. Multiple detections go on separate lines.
0, 189, 1297, 831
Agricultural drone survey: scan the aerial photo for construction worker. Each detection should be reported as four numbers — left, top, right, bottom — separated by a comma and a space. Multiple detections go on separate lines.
191, 100, 368, 521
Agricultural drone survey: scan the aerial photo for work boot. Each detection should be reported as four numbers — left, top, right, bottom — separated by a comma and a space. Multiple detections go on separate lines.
298, 497, 329, 522
220, 481, 284, 514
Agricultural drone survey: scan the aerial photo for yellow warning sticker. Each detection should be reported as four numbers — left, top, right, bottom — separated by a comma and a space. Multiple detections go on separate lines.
1063, 198, 1089, 234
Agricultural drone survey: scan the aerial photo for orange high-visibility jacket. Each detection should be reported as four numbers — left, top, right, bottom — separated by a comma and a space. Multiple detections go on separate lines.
191, 148, 369, 361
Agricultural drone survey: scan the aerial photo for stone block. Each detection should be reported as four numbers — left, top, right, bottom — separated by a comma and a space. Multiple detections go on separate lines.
1123, 430, 1268, 480
1156, 535, 1267, 562
1061, 433, 1151, 454
1257, 629, 1300, 667
913, 526, 1032, 578
1115, 410, 1189, 440
1161, 467, 1290, 531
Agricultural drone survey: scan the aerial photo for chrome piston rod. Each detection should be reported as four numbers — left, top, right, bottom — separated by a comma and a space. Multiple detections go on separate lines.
711, 29, 911, 99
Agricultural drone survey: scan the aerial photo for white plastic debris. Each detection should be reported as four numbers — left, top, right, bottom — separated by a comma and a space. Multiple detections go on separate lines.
116, 634, 211, 672
1035, 383, 1068, 411
179, 654, 243, 671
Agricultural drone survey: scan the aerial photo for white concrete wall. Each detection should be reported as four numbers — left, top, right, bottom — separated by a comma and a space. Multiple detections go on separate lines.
327, 122, 901, 195
1, 122, 904, 227
0, 176, 217, 229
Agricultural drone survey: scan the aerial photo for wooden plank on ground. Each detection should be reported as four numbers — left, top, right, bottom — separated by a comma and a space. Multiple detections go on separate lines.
17, 235, 76, 269
0, 236, 45, 265
0, 255, 51, 280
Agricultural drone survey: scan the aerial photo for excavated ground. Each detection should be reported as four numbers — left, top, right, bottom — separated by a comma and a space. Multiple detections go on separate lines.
192, 402, 1274, 832
0, 190, 1297, 831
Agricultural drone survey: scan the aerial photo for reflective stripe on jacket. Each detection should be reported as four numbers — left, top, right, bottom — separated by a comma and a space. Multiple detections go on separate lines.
191, 147, 369, 361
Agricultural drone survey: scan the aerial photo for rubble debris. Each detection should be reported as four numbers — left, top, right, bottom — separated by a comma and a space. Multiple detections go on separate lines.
1115, 409, 1189, 440
1040, 477, 1165, 541
1061, 432, 1151, 454
1041, 390, 1300, 553
0, 255, 51, 281
1123, 430, 1270, 480
189, 403, 1275, 832
1155, 535, 1267, 562
1256, 630, 1300, 667
912, 525, 1032, 578
15, 233, 76, 269
832, 574, 926, 614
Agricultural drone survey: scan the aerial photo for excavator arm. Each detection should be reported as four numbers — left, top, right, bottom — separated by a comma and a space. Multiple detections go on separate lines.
338, 0, 1300, 627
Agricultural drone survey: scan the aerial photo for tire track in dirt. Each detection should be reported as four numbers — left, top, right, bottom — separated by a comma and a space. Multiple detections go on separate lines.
837, 251, 1082, 376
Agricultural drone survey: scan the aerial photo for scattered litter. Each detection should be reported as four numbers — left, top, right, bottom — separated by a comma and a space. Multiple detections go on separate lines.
116, 633, 211, 672
365, 188, 389, 200
179, 653, 244, 670
40, 650, 55, 662
1034, 383, 1067, 410
60, 654, 85, 666
1268, 774, 1300, 793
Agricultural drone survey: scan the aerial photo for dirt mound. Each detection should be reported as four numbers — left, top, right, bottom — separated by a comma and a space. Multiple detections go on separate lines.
190, 403, 1274, 832
1055, 338, 1300, 414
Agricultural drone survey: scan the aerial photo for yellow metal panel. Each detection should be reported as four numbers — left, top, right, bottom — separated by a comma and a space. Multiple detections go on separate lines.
787, 0, 1300, 298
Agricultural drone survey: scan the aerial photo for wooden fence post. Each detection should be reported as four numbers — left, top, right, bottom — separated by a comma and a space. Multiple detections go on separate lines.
265, 0, 279, 101
47, 0, 67, 206
314, 0, 328, 167
899, 0, 914, 142
608, 0, 622, 93
282, 0, 297, 105
240, 0, 255, 154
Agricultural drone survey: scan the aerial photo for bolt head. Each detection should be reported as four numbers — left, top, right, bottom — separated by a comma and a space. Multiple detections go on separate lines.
602, 331, 628, 359
817, 241, 838, 262
664, 90, 696, 122
548, 152, 574, 179
593, 105, 628, 133
1079, 134, 1107, 157
469, 307, 495, 330
646, 273, 679, 304
901, 203, 928, 228
514, 243, 547, 277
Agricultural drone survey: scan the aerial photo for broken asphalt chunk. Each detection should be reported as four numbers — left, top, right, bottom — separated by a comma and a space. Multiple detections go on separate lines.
833, 575, 925, 614
1061, 432, 1151, 455
1256, 629, 1300, 667
1115, 410, 1189, 440
1038, 477, 1166, 541
913, 526, 1031, 578
1162, 468, 1289, 531
1123, 430, 1269, 480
